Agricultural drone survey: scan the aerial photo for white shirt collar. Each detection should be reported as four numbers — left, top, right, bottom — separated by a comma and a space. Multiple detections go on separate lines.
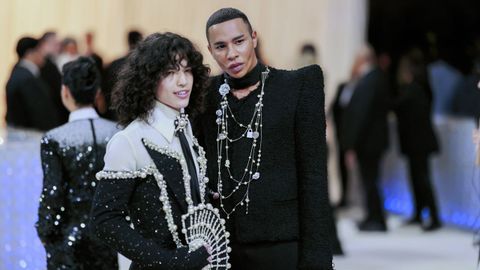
19, 59, 40, 77
68, 107, 99, 122
150, 101, 183, 143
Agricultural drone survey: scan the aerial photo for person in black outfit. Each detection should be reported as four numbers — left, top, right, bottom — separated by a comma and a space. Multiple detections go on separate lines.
395, 49, 441, 231
199, 8, 333, 269
340, 45, 390, 232
331, 61, 363, 208
101, 30, 143, 121
85, 32, 104, 75
90, 33, 213, 270
6, 37, 60, 131
39, 31, 70, 124
36, 57, 119, 269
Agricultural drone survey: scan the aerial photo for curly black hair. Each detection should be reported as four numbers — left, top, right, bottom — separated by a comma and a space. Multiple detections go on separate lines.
112, 32, 210, 127
62, 56, 100, 105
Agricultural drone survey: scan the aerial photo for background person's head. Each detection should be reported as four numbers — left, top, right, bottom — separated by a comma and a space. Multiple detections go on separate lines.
298, 43, 318, 67
61, 56, 101, 112
39, 31, 60, 58
206, 8, 258, 79
397, 49, 428, 86
16, 37, 45, 67
61, 37, 78, 56
397, 48, 432, 100
112, 32, 210, 126
351, 44, 376, 79
128, 30, 143, 51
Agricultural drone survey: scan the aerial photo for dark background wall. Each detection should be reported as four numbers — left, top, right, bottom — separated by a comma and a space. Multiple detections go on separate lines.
368, 0, 480, 74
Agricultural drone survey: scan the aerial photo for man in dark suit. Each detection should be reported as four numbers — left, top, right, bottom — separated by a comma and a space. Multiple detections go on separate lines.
331, 61, 362, 208
6, 37, 60, 131
199, 8, 333, 269
340, 45, 390, 231
39, 32, 69, 124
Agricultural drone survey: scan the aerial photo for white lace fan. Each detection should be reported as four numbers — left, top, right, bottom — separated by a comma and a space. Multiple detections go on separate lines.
181, 203, 231, 269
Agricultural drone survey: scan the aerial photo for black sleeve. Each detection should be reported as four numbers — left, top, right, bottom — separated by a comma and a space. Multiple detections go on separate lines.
90, 176, 209, 270
36, 136, 67, 249
294, 65, 333, 269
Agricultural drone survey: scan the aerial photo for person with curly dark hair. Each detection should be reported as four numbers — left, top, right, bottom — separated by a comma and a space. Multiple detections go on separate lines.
36, 56, 119, 270
90, 32, 216, 269
111, 32, 209, 127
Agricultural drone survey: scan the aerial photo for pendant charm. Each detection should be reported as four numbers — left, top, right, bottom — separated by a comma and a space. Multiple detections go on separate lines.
177, 118, 187, 128
216, 118, 222, 125
252, 131, 260, 139
246, 128, 253, 138
219, 81, 230, 96
252, 172, 260, 180
174, 110, 189, 133
216, 109, 223, 116
218, 133, 227, 140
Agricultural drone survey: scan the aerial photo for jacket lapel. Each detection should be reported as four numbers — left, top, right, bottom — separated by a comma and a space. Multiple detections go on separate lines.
142, 140, 188, 213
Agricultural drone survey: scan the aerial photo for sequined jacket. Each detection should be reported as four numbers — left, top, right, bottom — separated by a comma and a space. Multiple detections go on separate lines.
90, 114, 210, 270
36, 115, 119, 270
199, 65, 333, 269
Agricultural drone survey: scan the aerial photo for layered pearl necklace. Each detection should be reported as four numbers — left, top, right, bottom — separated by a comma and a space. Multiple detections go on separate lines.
215, 67, 270, 218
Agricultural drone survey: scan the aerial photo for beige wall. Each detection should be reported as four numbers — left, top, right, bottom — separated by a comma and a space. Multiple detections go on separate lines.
0, 0, 367, 127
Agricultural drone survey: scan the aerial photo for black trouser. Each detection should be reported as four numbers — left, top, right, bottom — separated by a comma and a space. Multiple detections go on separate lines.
337, 149, 349, 205
407, 154, 440, 222
230, 241, 298, 270
357, 154, 385, 224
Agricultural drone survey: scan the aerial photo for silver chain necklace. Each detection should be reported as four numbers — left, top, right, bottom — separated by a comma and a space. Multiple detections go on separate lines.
215, 67, 270, 218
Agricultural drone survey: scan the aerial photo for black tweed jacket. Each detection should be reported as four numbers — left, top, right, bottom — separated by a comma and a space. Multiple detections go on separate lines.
198, 65, 333, 269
